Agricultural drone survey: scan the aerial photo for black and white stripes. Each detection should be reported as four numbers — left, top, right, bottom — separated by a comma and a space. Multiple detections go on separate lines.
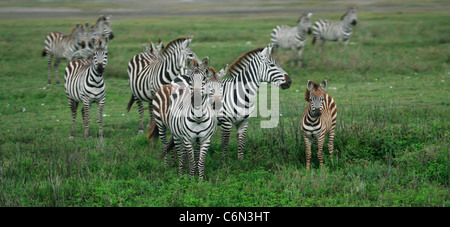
218, 44, 292, 160
126, 37, 199, 134
64, 38, 108, 139
312, 7, 358, 52
270, 12, 313, 67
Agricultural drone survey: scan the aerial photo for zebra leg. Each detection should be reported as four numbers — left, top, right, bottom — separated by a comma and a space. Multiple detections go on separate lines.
344, 39, 350, 49
318, 39, 325, 53
68, 99, 78, 139
82, 102, 91, 139
137, 100, 144, 135
220, 122, 233, 159
236, 120, 249, 160
297, 46, 305, 68
198, 138, 211, 180
174, 139, 185, 176
53, 58, 61, 84
327, 127, 336, 155
97, 99, 105, 139
158, 125, 170, 167
303, 133, 312, 170
184, 139, 196, 178
47, 53, 53, 84
290, 46, 297, 66
317, 133, 325, 168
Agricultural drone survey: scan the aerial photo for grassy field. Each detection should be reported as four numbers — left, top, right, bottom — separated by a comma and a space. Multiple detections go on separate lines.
0, 10, 449, 207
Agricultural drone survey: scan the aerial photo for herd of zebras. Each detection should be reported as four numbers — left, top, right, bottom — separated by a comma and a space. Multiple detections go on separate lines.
42, 7, 356, 179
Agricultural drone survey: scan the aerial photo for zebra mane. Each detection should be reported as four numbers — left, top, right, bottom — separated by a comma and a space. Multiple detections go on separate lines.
304, 80, 320, 102
228, 47, 264, 77
68, 23, 82, 36
160, 37, 187, 55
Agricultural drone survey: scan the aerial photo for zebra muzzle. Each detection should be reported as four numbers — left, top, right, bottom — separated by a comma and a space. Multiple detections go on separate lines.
97, 63, 104, 73
351, 20, 357, 26
280, 74, 292, 90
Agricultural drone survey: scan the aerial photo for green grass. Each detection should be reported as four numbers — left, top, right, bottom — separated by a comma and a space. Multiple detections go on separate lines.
0, 10, 449, 207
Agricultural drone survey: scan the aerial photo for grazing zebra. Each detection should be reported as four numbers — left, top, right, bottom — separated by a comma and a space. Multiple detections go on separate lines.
42, 23, 86, 84
219, 44, 292, 160
312, 7, 358, 52
148, 57, 221, 179
301, 80, 337, 169
127, 37, 199, 135
270, 12, 313, 67
64, 38, 108, 139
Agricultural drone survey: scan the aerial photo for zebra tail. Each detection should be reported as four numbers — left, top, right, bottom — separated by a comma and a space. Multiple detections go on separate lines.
146, 119, 159, 141
42, 49, 47, 57
312, 37, 316, 45
126, 95, 135, 112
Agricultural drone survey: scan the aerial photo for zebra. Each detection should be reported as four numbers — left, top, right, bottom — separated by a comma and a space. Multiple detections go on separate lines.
312, 7, 358, 52
219, 44, 292, 160
90, 15, 115, 41
301, 80, 337, 170
148, 57, 222, 179
148, 62, 227, 168
64, 38, 108, 140
126, 37, 199, 135
142, 39, 164, 58
42, 23, 86, 84
270, 12, 313, 67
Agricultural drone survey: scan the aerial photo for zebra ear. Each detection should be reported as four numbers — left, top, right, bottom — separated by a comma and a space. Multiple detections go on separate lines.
182, 36, 192, 49
307, 80, 314, 91
218, 64, 229, 78
307, 13, 313, 18
186, 57, 198, 69
260, 44, 272, 58
320, 80, 328, 90
201, 56, 210, 68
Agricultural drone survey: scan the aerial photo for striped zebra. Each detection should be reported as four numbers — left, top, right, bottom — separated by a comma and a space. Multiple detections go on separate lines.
73, 16, 115, 60
148, 62, 227, 168
64, 38, 108, 139
301, 80, 337, 169
219, 44, 292, 160
42, 23, 86, 84
127, 37, 199, 135
148, 57, 222, 179
142, 39, 164, 58
270, 12, 313, 67
312, 7, 358, 52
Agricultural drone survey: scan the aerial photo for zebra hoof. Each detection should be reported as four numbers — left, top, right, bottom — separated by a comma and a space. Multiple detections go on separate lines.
138, 130, 144, 135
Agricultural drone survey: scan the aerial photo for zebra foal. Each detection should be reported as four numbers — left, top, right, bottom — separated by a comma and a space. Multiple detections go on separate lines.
301, 80, 337, 169
64, 38, 108, 139
270, 12, 313, 67
312, 7, 358, 52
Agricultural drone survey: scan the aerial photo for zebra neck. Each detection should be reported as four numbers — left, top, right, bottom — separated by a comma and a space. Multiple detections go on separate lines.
89, 66, 104, 82
296, 27, 308, 40
161, 50, 182, 80
343, 22, 353, 33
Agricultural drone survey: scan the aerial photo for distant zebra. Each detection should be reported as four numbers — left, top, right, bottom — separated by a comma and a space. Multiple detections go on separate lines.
73, 16, 115, 60
43, 23, 86, 84
148, 57, 222, 179
312, 7, 358, 52
64, 38, 108, 139
127, 37, 199, 135
219, 44, 292, 160
301, 80, 337, 169
270, 12, 313, 67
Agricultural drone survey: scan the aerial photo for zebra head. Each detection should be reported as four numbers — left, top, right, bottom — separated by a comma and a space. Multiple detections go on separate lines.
342, 7, 358, 26
177, 37, 200, 75
72, 23, 86, 49
95, 15, 114, 40
259, 44, 292, 90
297, 12, 313, 35
305, 80, 327, 118
187, 57, 210, 118
206, 64, 228, 113
92, 38, 108, 74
